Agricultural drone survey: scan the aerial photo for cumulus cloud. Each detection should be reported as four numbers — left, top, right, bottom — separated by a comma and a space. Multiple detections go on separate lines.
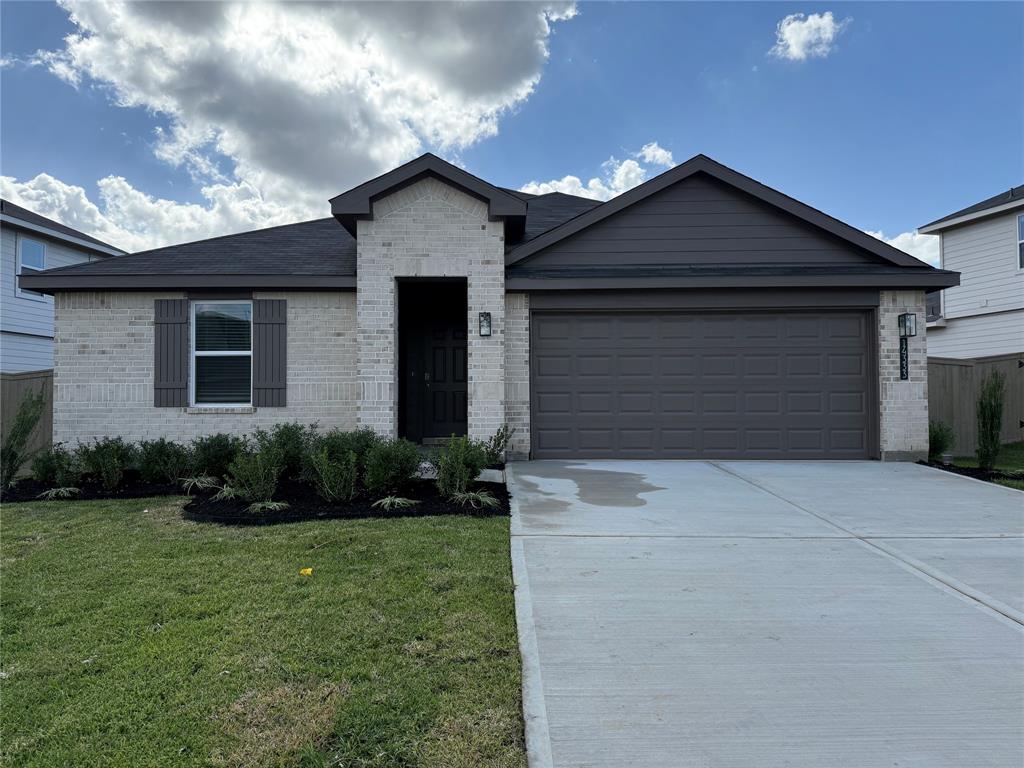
520, 142, 677, 201
866, 229, 940, 267
6, 0, 576, 250
770, 12, 851, 61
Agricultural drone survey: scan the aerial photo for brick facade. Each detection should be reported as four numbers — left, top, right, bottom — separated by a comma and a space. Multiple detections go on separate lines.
355, 177, 506, 442
52, 290, 356, 445
877, 289, 929, 460
504, 292, 531, 459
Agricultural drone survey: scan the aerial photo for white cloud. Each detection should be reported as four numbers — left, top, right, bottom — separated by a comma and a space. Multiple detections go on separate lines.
769, 12, 851, 61
866, 229, 940, 267
520, 143, 677, 201
5, 0, 576, 250
636, 141, 675, 168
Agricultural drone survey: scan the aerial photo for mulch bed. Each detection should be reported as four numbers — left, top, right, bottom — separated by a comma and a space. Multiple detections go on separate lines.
1, 470, 180, 504
182, 479, 510, 525
918, 460, 1024, 486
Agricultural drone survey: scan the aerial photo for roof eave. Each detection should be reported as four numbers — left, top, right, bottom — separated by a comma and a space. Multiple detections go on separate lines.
918, 198, 1024, 234
18, 273, 357, 295
0, 214, 125, 257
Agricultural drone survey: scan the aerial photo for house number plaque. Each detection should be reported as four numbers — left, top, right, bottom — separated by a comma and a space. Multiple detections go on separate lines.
899, 337, 909, 380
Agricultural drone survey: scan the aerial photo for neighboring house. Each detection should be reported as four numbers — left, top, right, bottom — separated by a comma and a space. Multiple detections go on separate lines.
919, 185, 1024, 359
22, 154, 958, 461
1, 200, 124, 373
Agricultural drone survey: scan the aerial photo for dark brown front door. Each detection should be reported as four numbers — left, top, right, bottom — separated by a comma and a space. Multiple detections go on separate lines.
421, 322, 467, 439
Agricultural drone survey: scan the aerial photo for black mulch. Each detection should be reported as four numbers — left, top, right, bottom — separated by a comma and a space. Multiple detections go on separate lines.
1, 470, 180, 504
182, 479, 510, 525
918, 460, 1024, 485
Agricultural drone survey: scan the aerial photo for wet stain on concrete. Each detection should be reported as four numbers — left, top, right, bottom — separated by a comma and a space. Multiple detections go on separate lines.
513, 474, 571, 515
516, 462, 665, 508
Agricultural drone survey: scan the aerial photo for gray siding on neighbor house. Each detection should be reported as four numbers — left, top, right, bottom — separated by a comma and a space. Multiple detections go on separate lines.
939, 212, 1023, 319
0, 224, 106, 372
517, 173, 886, 269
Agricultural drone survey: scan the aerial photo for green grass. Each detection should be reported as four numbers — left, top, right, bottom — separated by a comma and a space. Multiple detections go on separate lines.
953, 440, 1024, 491
1, 497, 525, 768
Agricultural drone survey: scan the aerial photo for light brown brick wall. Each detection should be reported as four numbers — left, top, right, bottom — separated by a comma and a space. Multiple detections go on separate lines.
878, 289, 928, 460
52, 290, 357, 445
504, 292, 530, 458
355, 177, 507, 442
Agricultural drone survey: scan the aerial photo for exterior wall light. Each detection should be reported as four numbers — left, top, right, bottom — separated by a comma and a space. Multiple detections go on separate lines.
897, 312, 917, 338
478, 312, 492, 337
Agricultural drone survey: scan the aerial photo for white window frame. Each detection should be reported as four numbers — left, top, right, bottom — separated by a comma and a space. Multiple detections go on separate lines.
1017, 213, 1024, 272
190, 299, 253, 408
16, 234, 48, 301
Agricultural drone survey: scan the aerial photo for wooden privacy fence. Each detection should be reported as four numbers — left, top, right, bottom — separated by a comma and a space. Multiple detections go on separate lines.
1, 369, 54, 464
928, 353, 1023, 453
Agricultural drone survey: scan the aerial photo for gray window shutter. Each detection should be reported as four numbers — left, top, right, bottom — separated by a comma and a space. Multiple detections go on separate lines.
253, 299, 287, 407
154, 299, 189, 407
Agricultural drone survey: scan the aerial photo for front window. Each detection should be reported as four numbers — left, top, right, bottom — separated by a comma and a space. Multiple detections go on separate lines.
191, 301, 252, 406
1018, 214, 1023, 270
17, 236, 46, 299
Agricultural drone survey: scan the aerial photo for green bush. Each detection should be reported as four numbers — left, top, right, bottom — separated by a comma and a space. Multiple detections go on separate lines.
928, 421, 955, 461
0, 388, 46, 488
364, 438, 421, 495
480, 425, 515, 466
304, 447, 358, 503
192, 433, 246, 479
253, 422, 315, 480
77, 437, 137, 491
138, 438, 194, 484
224, 444, 283, 504
976, 370, 1006, 471
30, 445, 82, 488
432, 435, 488, 497
318, 428, 381, 474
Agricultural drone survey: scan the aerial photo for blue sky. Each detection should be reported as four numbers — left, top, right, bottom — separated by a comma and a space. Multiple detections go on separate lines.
1, 1, 1021, 259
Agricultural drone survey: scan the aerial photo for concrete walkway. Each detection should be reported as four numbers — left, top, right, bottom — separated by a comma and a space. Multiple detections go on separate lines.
508, 461, 1024, 768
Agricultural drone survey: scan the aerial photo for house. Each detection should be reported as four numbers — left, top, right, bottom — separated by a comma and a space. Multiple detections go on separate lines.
1, 199, 124, 373
21, 154, 958, 461
918, 186, 1024, 359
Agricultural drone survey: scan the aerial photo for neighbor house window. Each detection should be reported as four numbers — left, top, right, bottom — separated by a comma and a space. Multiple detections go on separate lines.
16, 235, 46, 299
1018, 214, 1023, 269
191, 301, 252, 406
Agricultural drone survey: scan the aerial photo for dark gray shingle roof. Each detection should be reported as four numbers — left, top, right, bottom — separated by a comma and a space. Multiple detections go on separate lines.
33, 217, 356, 278
920, 184, 1024, 231
1, 198, 124, 253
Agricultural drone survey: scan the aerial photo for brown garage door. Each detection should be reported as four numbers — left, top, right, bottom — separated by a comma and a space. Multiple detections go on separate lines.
531, 310, 875, 459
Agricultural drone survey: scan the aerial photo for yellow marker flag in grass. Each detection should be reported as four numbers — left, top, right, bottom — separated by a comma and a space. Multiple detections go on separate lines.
299, 567, 313, 577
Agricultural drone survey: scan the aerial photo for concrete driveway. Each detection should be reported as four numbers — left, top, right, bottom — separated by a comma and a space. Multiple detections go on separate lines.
508, 461, 1024, 768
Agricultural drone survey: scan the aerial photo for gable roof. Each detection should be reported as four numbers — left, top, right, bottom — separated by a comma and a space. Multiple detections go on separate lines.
1, 198, 125, 256
330, 152, 527, 237
20, 218, 357, 291
918, 184, 1024, 233
506, 154, 928, 269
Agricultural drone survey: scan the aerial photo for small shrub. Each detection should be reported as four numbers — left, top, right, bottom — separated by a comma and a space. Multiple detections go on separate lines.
481, 425, 515, 466
77, 437, 137, 491
432, 435, 488, 497
31, 445, 83, 488
37, 487, 81, 500
370, 496, 418, 511
450, 489, 500, 510
304, 447, 358, 503
181, 475, 220, 495
0, 388, 46, 488
364, 438, 421, 495
976, 370, 1006, 471
247, 500, 290, 515
192, 433, 246, 479
223, 445, 283, 504
317, 428, 381, 474
928, 421, 955, 461
138, 438, 194, 484
253, 422, 315, 480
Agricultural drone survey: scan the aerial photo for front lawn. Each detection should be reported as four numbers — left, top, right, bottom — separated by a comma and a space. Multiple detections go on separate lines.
1, 497, 525, 767
953, 440, 1024, 491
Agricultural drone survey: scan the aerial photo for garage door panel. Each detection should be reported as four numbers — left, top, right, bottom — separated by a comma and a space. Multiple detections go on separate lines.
531, 309, 874, 460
